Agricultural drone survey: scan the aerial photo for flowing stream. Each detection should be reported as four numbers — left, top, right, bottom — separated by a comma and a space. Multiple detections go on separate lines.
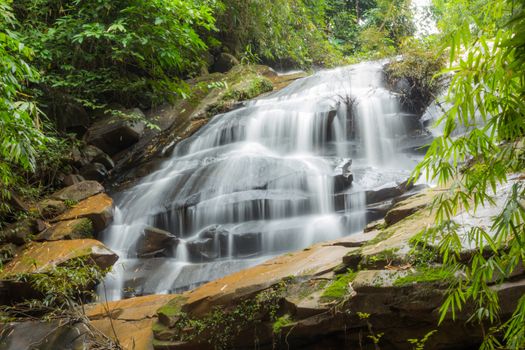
100, 62, 427, 301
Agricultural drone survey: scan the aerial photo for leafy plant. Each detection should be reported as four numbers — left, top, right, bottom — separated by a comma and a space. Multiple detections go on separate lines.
411, 0, 525, 348
0, 0, 49, 220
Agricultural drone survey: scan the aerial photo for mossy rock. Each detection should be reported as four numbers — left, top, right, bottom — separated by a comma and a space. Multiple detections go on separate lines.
156, 295, 189, 328
34, 218, 94, 241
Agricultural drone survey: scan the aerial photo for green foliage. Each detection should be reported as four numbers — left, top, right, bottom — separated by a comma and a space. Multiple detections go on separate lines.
13, 0, 218, 110
272, 314, 293, 334
325, 0, 415, 58
385, 37, 446, 114
412, 0, 525, 348
0, 0, 49, 219
320, 269, 357, 301
159, 283, 287, 349
407, 329, 438, 350
222, 76, 273, 101
11, 257, 107, 313
215, 0, 343, 67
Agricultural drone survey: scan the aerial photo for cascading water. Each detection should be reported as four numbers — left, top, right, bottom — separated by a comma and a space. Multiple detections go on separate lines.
100, 61, 425, 301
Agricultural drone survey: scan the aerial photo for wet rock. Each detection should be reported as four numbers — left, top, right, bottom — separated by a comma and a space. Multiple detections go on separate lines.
79, 162, 108, 182
85, 109, 145, 156
34, 218, 94, 241
198, 224, 230, 241
51, 180, 105, 202
62, 174, 85, 187
35, 199, 67, 219
333, 160, 354, 193
0, 239, 118, 280
234, 232, 262, 257
53, 193, 113, 233
136, 226, 177, 258
365, 178, 415, 205
211, 52, 239, 73
187, 238, 218, 261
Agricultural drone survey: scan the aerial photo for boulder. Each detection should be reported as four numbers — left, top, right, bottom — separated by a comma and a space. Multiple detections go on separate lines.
35, 199, 67, 219
34, 218, 94, 241
53, 193, 113, 233
85, 294, 176, 350
56, 103, 90, 135
85, 109, 145, 156
211, 52, 239, 73
0, 218, 41, 245
187, 238, 218, 261
333, 173, 354, 193
0, 239, 118, 280
83, 145, 115, 170
79, 162, 108, 182
333, 160, 354, 193
384, 190, 432, 226
68, 146, 88, 168
0, 320, 93, 350
51, 180, 105, 203
62, 174, 85, 187
136, 226, 177, 258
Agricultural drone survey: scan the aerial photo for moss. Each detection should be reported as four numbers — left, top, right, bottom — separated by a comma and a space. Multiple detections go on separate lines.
360, 248, 401, 269
393, 266, 455, 286
320, 269, 357, 302
72, 218, 94, 238
222, 76, 273, 101
272, 314, 294, 334
157, 295, 188, 319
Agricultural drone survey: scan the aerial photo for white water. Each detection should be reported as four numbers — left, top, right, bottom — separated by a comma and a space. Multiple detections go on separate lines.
99, 62, 424, 300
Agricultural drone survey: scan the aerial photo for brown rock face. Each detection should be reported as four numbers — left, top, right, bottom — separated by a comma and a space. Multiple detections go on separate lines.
53, 193, 113, 233
51, 180, 105, 202
34, 218, 94, 241
85, 294, 176, 350
0, 239, 118, 279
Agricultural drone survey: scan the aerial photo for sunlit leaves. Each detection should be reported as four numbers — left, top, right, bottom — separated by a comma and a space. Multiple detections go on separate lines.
412, 0, 525, 348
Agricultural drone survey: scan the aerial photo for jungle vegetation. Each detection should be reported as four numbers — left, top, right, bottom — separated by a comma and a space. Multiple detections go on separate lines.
0, 0, 524, 347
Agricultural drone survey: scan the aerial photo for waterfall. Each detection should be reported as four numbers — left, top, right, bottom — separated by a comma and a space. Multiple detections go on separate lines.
99, 62, 424, 300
